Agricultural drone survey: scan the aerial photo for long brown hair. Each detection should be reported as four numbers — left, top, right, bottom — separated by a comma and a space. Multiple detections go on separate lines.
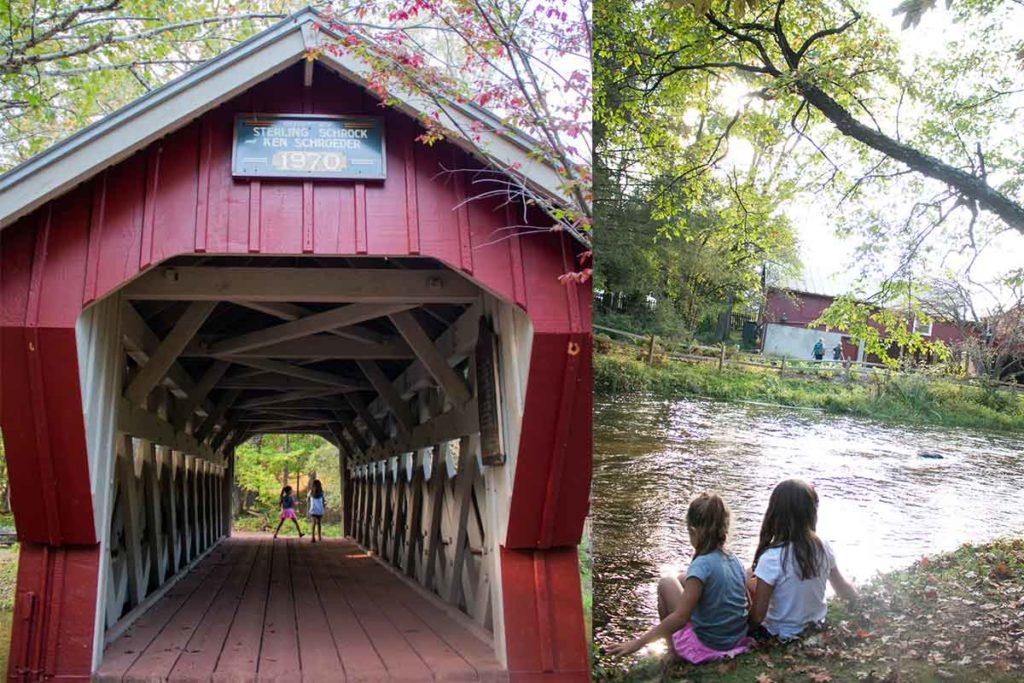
311, 479, 323, 498
687, 492, 730, 557
753, 479, 823, 580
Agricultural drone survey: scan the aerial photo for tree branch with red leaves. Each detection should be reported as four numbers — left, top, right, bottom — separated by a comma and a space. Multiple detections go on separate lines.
320, 0, 592, 263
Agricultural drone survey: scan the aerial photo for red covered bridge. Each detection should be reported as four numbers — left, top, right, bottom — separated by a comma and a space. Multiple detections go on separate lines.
0, 9, 590, 681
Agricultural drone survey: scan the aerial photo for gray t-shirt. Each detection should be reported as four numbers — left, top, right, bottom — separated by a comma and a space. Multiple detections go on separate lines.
685, 549, 749, 650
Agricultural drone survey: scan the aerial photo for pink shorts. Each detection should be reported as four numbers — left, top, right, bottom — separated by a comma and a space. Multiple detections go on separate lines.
279, 508, 297, 520
672, 624, 750, 664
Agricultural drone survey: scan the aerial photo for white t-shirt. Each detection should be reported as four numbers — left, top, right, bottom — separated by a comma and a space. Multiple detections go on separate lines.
754, 538, 835, 639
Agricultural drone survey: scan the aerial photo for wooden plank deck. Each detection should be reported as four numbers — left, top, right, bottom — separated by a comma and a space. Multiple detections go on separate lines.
97, 533, 506, 682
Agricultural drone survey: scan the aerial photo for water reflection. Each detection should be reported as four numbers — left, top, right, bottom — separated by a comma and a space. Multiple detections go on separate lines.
592, 396, 1024, 653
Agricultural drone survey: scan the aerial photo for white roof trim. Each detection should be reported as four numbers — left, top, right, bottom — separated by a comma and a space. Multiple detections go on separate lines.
0, 7, 567, 231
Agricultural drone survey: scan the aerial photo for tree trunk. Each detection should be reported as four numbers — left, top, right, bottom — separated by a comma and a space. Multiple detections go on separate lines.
716, 291, 736, 342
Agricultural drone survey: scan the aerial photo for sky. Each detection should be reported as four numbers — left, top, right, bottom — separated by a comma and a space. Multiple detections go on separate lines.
784, 0, 1024, 310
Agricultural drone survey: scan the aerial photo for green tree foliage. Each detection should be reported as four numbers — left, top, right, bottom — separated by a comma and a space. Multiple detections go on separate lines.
597, 0, 1024, 343
0, 0, 296, 170
595, 0, 801, 339
813, 288, 952, 369
601, 0, 1024, 248
233, 433, 340, 515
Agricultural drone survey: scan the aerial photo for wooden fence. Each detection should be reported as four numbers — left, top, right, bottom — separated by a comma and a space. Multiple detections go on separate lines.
595, 323, 1024, 393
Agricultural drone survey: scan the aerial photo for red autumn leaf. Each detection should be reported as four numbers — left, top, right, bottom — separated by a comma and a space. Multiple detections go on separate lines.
990, 562, 1012, 579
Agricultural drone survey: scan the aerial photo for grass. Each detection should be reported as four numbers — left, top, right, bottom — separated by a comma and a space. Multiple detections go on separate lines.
595, 539, 1024, 682
0, 546, 16, 610
595, 347, 1024, 433
580, 532, 593, 644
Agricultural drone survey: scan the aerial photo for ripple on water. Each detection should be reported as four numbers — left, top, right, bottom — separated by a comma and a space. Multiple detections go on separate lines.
592, 396, 1024, 652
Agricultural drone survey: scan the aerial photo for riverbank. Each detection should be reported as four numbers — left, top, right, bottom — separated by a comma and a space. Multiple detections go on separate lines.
594, 538, 1024, 682
595, 351, 1024, 432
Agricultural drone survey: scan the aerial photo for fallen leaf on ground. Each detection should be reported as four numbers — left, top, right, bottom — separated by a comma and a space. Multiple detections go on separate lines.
714, 660, 737, 674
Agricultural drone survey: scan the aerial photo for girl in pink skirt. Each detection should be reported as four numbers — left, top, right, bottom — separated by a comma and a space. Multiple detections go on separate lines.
272, 485, 305, 539
607, 492, 751, 664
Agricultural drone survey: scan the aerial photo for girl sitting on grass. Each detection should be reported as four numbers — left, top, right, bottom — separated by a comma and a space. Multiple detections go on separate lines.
608, 492, 751, 663
748, 479, 858, 640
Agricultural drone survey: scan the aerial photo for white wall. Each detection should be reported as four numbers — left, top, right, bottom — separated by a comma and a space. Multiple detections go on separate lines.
480, 292, 533, 668
763, 323, 844, 360
75, 292, 123, 669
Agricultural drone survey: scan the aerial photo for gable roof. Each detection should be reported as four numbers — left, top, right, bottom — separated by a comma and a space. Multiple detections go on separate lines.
0, 6, 567, 231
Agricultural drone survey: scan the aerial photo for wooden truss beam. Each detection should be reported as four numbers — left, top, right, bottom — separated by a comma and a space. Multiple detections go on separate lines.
356, 360, 416, 436
224, 358, 365, 391
229, 416, 333, 424
234, 389, 343, 409
367, 303, 480, 421
206, 303, 415, 355
185, 336, 414, 360
178, 360, 231, 427
233, 408, 336, 421
247, 427, 333, 435
120, 302, 214, 418
116, 397, 221, 464
233, 301, 387, 344
215, 376, 331, 390
123, 267, 479, 304
335, 412, 370, 453
195, 389, 242, 443
344, 393, 388, 445
389, 310, 472, 408
355, 403, 479, 464
235, 397, 345, 411
125, 302, 218, 406
209, 422, 236, 452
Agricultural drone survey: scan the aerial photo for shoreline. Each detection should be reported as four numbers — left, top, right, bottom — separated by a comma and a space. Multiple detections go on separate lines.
595, 351, 1024, 434
594, 538, 1024, 682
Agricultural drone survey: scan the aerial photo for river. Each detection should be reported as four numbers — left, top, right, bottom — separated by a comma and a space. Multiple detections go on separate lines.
592, 396, 1024, 658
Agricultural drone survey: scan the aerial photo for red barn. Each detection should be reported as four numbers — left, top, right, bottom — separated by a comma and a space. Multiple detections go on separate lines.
0, 9, 590, 680
762, 286, 964, 364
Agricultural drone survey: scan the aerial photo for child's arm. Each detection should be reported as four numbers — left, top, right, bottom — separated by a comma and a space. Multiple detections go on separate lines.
606, 577, 703, 656
829, 566, 858, 603
748, 578, 773, 627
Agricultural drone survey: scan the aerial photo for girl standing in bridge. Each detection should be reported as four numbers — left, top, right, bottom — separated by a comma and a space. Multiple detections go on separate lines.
272, 485, 304, 539
308, 479, 325, 543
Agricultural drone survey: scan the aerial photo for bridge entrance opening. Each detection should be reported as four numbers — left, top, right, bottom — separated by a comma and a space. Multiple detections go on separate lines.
75, 255, 533, 680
